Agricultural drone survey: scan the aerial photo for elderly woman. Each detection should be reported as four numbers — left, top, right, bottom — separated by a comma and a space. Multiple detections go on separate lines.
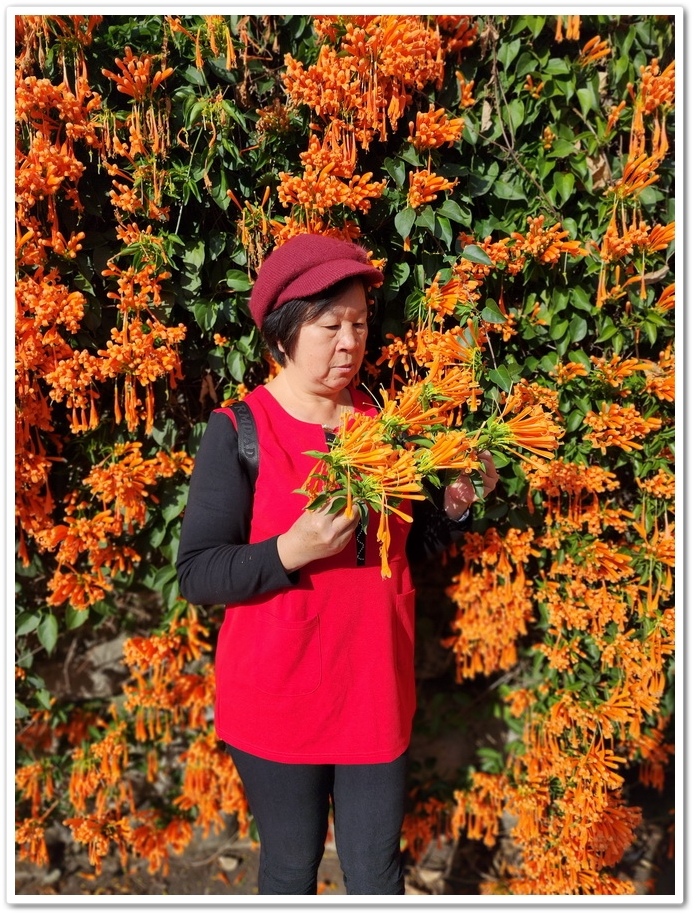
176, 234, 498, 896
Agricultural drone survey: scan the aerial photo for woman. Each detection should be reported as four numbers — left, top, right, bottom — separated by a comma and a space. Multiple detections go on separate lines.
176, 234, 498, 895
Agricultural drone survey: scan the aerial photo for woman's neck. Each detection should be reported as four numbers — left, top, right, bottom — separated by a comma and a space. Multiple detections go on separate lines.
265, 372, 353, 428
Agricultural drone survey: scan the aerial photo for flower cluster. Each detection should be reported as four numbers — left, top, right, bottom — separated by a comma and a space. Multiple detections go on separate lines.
285, 16, 445, 149
584, 402, 662, 454
300, 366, 563, 577
408, 106, 464, 151
449, 438, 674, 892
278, 134, 386, 217
510, 215, 588, 265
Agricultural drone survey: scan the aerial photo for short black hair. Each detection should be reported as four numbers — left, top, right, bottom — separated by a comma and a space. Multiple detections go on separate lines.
261, 276, 369, 366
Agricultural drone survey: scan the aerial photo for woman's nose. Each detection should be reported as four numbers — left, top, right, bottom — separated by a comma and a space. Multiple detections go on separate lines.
338, 326, 361, 349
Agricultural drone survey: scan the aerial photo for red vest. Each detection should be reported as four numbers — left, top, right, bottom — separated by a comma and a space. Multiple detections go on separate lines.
214, 385, 416, 763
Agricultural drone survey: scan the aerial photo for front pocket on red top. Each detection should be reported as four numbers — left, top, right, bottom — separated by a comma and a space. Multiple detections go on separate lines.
232, 610, 322, 697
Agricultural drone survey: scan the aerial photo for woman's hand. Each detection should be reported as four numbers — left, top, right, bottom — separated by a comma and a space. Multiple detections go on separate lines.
443, 450, 499, 519
277, 501, 360, 572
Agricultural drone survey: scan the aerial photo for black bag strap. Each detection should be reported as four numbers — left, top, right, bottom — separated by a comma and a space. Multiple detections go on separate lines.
230, 400, 259, 487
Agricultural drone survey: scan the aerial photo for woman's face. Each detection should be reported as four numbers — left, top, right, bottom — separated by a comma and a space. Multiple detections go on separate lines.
282, 280, 368, 396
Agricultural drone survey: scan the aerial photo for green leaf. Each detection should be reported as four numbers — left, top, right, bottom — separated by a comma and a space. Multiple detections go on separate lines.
507, 98, 526, 132
435, 215, 453, 248
384, 157, 406, 187
388, 261, 410, 289
597, 320, 619, 343
16, 610, 41, 636
15, 698, 30, 719
481, 299, 506, 324
35, 689, 53, 711
567, 349, 592, 369
548, 139, 578, 159
549, 318, 569, 341
159, 482, 189, 523
544, 58, 570, 76
394, 208, 416, 239
498, 38, 521, 70
37, 614, 59, 654
193, 299, 217, 332
437, 198, 471, 225
226, 269, 252, 291
568, 315, 588, 343
460, 244, 493, 266
182, 239, 206, 269
493, 179, 527, 201
565, 409, 586, 432
577, 85, 600, 119
226, 348, 247, 381
183, 65, 207, 86
208, 168, 230, 209
553, 171, 575, 204
539, 352, 559, 373
487, 365, 515, 391
416, 205, 436, 234
66, 607, 89, 630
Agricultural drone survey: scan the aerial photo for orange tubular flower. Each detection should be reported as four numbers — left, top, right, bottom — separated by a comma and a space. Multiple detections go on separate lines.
415, 430, 480, 475
584, 402, 662, 453
409, 105, 464, 151
278, 141, 386, 217
423, 276, 466, 321
436, 15, 478, 54
407, 169, 457, 209
610, 152, 663, 201
654, 283, 675, 314
579, 35, 612, 67
511, 216, 588, 265
284, 16, 445, 150
15, 818, 50, 868
102, 47, 165, 101
477, 394, 565, 462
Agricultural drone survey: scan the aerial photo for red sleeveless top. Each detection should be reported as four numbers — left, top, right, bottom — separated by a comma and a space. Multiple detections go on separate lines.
213, 385, 416, 763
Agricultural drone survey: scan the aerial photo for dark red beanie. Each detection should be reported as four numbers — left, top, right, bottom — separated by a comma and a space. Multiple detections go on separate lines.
248, 234, 384, 329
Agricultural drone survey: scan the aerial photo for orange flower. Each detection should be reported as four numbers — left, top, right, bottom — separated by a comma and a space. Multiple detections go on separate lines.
524, 75, 545, 99
579, 36, 612, 67
284, 16, 445, 149
15, 818, 50, 868
102, 46, 173, 101
407, 169, 456, 209
409, 105, 464, 151
485, 403, 565, 460
584, 402, 662, 453
511, 215, 588, 265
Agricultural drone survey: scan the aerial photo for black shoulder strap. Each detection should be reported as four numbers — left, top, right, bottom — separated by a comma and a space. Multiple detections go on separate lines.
230, 400, 259, 487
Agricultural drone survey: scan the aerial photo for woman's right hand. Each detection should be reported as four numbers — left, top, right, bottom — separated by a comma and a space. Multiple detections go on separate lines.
277, 502, 360, 572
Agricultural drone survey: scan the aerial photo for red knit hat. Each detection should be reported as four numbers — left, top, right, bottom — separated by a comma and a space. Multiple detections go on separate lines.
248, 234, 384, 328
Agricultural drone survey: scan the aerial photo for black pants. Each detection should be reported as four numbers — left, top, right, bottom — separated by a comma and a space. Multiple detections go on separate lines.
226, 744, 409, 895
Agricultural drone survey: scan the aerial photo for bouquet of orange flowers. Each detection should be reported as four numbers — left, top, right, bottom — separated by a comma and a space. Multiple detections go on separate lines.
299, 366, 564, 577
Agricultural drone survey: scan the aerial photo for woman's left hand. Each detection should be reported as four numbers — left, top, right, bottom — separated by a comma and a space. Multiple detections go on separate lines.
443, 450, 499, 519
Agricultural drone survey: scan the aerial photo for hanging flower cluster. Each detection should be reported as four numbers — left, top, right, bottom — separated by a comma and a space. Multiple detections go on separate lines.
596, 58, 675, 306
29, 444, 193, 609
276, 15, 475, 240
448, 442, 674, 892
17, 605, 250, 876
284, 16, 446, 148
